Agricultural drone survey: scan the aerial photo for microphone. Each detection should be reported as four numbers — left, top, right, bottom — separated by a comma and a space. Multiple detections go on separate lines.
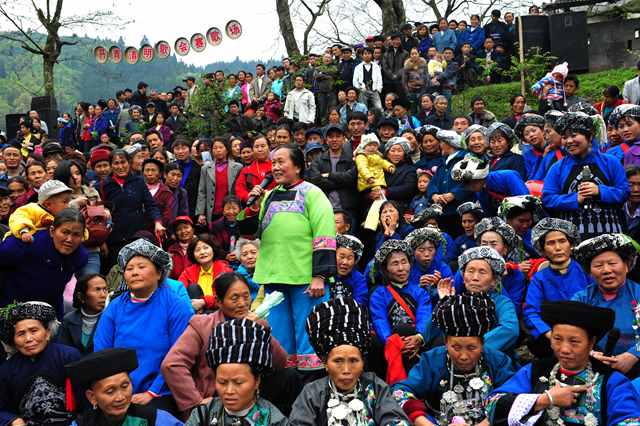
246, 173, 274, 207
604, 328, 620, 357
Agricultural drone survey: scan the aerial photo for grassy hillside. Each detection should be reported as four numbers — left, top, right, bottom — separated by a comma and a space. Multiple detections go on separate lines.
451, 68, 636, 118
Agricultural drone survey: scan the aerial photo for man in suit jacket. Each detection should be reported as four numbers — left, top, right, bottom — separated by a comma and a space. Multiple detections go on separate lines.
250, 63, 272, 103
382, 33, 409, 97
172, 136, 201, 218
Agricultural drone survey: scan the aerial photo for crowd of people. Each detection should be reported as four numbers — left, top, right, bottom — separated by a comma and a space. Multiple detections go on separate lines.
2, 5, 640, 425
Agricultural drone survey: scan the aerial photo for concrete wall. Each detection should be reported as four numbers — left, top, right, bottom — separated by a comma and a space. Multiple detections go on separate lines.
588, 18, 640, 71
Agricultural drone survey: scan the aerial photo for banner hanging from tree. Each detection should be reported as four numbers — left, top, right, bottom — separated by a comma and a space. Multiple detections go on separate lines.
93, 20, 242, 63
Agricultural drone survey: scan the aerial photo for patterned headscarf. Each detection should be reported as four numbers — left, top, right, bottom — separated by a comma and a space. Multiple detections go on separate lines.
531, 218, 580, 255
374, 239, 413, 270
437, 129, 465, 150
497, 195, 541, 220
463, 124, 488, 146
514, 113, 545, 140
411, 204, 443, 228
474, 217, 518, 250
544, 110, 565, 127
567, 101, 599, 116
405, 225, 442, 250
336, 234, 364, 262
306, 297, 370, 358
485, 122, 517, 147
417, 125, 440, 140
434, 293, 497, 337
384, 136, 411, 156
574, 233, 638, 270
451, 155, 489, 182
458, 246, 506, 278
0, 302, 57, 346
608, 104, 640, 128
457, 201, 485, 219
117, 238, 173, 281
554, 111, 594, 137
206, 319, 273, 372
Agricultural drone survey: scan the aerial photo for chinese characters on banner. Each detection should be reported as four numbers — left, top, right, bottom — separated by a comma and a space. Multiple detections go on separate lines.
174, 37, 190, 56
94, 46, 108, 64
124, 47, 139, 64
156, 41, 171, 59
191, 33, 207, 52
141, 44, 154, 62
206, 27, 223, 46
94, 21, 241, 63
225, 20, 242, 39
109, 46, 122, 63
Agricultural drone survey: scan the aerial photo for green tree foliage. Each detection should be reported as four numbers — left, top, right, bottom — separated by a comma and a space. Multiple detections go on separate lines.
185, 82, 228, 138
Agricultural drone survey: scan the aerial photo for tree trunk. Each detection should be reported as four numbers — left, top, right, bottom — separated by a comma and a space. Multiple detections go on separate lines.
276, 0, 301, 58
42, 55, 55, 97
374, 0, 406, 35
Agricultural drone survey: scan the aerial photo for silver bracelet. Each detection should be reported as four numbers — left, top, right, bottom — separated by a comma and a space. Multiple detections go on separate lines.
544, 390, 555, 406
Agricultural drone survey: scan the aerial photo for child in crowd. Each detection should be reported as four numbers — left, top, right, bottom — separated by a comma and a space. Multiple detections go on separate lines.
167, 215, 195, 279
263, 92, 282, 123
453, 201, 483, 259
427, 52, 446, 78
210, 195, 242, 265
8, 179, 72, 242
531, 61, 568, 112
409, 169, 432, 216
355, 133, 396, 193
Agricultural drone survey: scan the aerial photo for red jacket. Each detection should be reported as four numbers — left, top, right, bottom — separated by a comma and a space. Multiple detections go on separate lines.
151, 183, 176, 227
167, 242, 194, 280
594, 98, 624, 114
234, 160, 275, 203
178, 261, 232, 308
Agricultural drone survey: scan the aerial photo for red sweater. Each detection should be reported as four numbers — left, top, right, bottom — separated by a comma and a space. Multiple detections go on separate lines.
178, 261, 232, 308
234, 160, 275, 203
213, 165, 229, 216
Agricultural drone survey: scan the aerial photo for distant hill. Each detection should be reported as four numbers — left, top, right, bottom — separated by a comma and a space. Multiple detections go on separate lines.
0, 32, 280, 124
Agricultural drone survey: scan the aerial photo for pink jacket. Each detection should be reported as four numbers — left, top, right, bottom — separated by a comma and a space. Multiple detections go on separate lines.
160, 310, 288, 415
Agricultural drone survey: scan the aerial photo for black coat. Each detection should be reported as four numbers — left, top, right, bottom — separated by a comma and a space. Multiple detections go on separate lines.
130, 90, 148, 109
385, 160, 417, 209
424, 112, 453, 130
307, 146, 360, 214
180, 160, 201, 218
100, 174, 161, 244
56, 309, 100, 355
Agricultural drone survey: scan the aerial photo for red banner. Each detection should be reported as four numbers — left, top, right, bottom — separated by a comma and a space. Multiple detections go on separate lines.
225, 20, 242, 39
206, 27, 223, 46
174, 37, 190, 56
140, 44, 154, 62
94, 46, 108, 64
155, 41, 171, 59
108, 46, 122, 63
124, 47, 139, 64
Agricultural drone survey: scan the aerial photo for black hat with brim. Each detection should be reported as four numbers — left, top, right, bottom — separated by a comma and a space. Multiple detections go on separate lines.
65, 348, 138, 388
541, 301, 614, 340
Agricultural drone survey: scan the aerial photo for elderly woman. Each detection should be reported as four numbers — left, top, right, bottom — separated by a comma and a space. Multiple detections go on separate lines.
94, 238, 193, 413
524, 218, 592, 357
185, 319, 288, 425
531, 110, 566, 180
162, 272, 290, 419
486, 122, 526, 180
333, 234, 368, 306
235, 238, 262, 305
393, 293, 516, 426
238, 144, 336, 371
377, 137, 418, 211
426, 130, 474, 236
405, 226, 453, 302
486, 301, 640, 425
572, 234, 640, 378
57, 273, 108, 355
375, 200, 414, 251
410, 204, 456, 264
542, 112, 629, 240
453, 217, 526, 316
196, 137, 243, 225
464, 124, 488, 159
515, 113, 547, 180
290, 297, 410, 425
0, 208, 88, 319
66, 349, 182, 425
443, 246, 519, 353
0, 302, 81, 425
369, 240, 432, 383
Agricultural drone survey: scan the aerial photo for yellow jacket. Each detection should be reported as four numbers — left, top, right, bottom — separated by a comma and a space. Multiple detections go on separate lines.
7, 202, 54, 239
355, 152, 395, 192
